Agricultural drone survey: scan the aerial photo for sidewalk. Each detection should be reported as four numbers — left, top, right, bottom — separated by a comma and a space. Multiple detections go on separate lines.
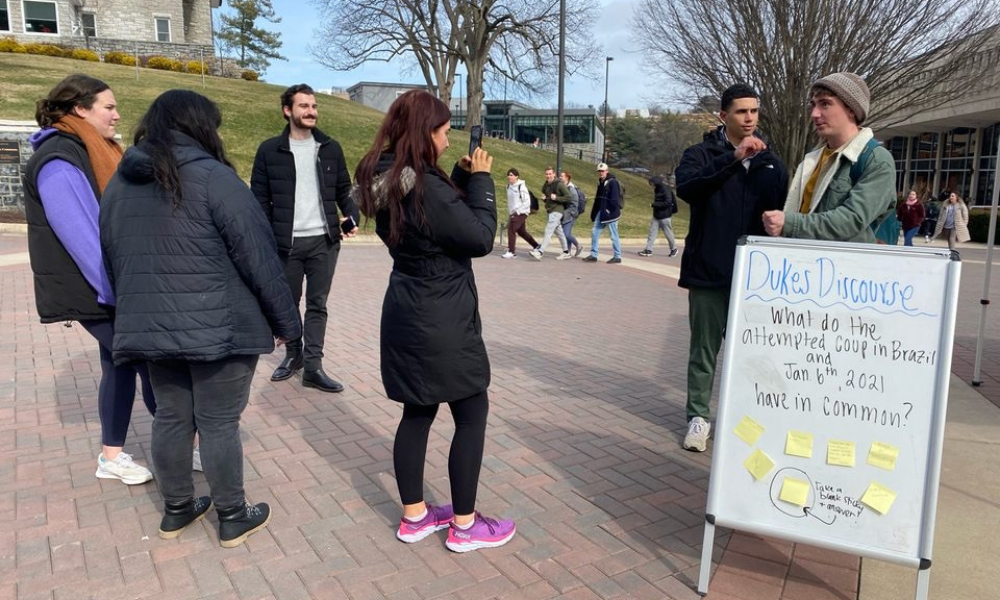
0, 228, 997, 600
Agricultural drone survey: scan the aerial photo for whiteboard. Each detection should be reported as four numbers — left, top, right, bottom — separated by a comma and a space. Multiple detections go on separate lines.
705, 236, 961, 567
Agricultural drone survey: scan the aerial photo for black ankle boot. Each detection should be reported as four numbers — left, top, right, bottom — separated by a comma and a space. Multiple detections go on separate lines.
217, 501, 271, 548
159, 496, 213, 540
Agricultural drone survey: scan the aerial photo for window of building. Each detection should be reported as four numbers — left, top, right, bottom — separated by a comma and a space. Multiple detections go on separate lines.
81, 12, 95, 37
23, 0, 59, 34
155, 16, 171, 42
1, 1, 10, 31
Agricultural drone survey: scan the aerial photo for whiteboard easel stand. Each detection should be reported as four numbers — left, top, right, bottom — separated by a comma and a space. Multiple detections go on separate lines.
696, 239, 962, 600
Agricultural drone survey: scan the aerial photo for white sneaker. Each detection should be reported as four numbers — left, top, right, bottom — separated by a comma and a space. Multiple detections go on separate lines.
192, 447, 203, 472
501, 251, 516, 259
96, 452, 153, 485
555, 251, 572, 260
529, 249, 542, 261
682, 417, 711, 452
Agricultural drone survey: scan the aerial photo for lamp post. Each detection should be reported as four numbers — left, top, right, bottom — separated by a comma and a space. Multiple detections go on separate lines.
603, 56, 613, 162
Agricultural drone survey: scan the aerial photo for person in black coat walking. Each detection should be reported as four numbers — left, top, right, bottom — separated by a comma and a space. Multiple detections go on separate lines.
637, 175, 679, 257
101, 90, 301, 548
354, 90, 516, 553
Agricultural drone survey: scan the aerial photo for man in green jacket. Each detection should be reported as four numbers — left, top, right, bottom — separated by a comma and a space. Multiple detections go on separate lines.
530, 166, 574, 260
763, 72, 896, 241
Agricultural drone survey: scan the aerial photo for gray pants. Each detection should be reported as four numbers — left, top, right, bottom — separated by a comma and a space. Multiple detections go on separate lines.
538, 211, 568, 253
148, 355, 259, 510
644, 217, 676, 252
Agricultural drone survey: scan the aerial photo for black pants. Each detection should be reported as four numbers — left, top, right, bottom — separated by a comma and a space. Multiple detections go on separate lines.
394, 391, 489, 515
148, 355, 258, 508
282, 235, 339, 371
80, 319, 156, 447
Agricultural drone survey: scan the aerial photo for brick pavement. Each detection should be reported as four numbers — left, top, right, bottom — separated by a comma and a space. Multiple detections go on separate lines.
2, 230, 999, 599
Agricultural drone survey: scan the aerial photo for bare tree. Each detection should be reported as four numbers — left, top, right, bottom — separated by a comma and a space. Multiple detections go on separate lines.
308, 0, 601, 127
630, 0, 1000, 166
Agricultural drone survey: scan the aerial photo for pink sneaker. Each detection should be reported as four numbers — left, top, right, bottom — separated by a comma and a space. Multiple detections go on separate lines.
445, 512, 516, 553
396, 503, 454, 543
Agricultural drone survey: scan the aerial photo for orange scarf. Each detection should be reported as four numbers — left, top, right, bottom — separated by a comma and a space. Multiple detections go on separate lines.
52, 114, 123, 195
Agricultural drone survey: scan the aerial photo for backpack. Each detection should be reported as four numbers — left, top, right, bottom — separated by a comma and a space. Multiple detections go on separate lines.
528, 189, 539, 214
853, 138, 898, 245
576, 187, 587, 216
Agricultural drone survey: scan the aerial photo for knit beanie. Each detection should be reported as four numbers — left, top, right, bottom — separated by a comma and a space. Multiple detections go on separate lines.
812, 72, 870, 124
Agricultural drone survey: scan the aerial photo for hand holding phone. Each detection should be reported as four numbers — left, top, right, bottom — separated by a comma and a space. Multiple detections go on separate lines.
340, 215, 357, 236
468, 124, 483, 157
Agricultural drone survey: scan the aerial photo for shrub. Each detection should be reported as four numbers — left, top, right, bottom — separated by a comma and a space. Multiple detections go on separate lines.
241, 69, 259, 81
22, 43, 69, 57
70, 49, 99, 62
104, 51, 137, 66
967, 209, 1000, 243
147, 55, 184, 72
0, 37, 24, 53
185, 60, 206, 74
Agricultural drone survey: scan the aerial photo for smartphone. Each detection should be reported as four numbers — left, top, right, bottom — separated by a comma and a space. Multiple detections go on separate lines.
468, 124, 483, 157
340, 215, 357, 235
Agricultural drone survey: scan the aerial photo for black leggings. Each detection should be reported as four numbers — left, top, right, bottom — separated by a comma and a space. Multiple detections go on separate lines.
393, 390, 489, 515
80, 319, 156, 447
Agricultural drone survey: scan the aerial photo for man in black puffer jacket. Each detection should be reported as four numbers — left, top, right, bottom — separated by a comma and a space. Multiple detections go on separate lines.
675, 83, 788, 453
251, 84, 359, 393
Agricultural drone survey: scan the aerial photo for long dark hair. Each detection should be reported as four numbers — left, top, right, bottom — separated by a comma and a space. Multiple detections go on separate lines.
355, 89, 453, 247
35, 74, 109, 127
132, 90, 231, 209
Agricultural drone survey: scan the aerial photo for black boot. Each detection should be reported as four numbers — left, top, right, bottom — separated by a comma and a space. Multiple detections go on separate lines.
159, 496, 213, 540
271, 352, 303, 381
218, 501, 271, 548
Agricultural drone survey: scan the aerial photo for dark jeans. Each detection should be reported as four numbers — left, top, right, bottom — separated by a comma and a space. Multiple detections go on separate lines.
394, 391, 489, 515
903, 226, 920, 246
562, 219, 579, 250
148, 355, 258, 509
686, 288, 730, 421
283, 235, 339, 370
507, 213, 538, 253
79, 319, 156, 447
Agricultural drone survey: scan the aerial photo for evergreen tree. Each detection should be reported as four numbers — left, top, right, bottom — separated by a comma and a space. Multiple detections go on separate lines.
217, 0, 285, 74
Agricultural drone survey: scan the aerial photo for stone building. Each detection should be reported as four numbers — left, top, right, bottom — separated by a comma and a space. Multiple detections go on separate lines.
1, 0, 220, 59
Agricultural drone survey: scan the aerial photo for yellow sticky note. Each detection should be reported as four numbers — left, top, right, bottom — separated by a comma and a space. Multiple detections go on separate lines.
867, 442, 900, 471
827, 440, 856, 467
861, 482, 897, 515
743, 449, 775, 481
785, 431, 814, 458
779, 476, 810, 506
734, 416, 766, 446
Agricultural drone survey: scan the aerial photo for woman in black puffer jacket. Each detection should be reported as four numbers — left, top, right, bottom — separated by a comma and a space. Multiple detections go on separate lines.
354, 90, 515, 553
100, 90, 301, 549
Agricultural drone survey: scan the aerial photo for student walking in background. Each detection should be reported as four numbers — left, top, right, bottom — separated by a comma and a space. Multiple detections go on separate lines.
100, 90, 301, 547
355, 90, 516, 553
637, 175, 679, 257
502, 168, 539, 258
22, 74, 156, 485
932, 192, 970, 251
897, 191, 925, 246
560, 171, 584, 257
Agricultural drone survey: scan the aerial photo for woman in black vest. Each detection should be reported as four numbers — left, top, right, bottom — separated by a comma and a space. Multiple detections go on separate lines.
22, 74, 156, 486
355, 90, 516, 552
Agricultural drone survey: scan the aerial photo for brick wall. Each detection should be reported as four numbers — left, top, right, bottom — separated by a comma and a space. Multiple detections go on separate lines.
0, 123, 35, 214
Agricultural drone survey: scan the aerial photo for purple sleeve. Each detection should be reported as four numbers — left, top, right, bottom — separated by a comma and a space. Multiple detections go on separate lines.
36, 160, 115, 305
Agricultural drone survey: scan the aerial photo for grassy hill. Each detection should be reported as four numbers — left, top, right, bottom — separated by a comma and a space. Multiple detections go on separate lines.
0, 53, 687, 238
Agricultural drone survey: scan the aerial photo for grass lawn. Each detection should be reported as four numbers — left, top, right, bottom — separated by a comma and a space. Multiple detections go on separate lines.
0, 53, 688, 239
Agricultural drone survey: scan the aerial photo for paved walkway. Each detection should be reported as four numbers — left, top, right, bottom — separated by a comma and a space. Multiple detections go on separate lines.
0, 227, 997, 600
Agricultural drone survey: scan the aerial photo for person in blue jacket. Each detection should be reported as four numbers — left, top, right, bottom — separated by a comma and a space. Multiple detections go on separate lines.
675, 83, 789, 452
22, 74, 157, 486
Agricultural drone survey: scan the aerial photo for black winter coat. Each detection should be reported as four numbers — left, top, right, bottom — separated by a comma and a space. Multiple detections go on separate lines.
369, 158, 497, 405
676, 127, 788, 289
250, 126, 357, 255
649, 175, 677, 220
100, 133, 301, 364
22, 131, 113, 323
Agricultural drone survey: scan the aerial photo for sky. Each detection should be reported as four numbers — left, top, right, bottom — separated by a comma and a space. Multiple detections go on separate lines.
255, 0, 676, 112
